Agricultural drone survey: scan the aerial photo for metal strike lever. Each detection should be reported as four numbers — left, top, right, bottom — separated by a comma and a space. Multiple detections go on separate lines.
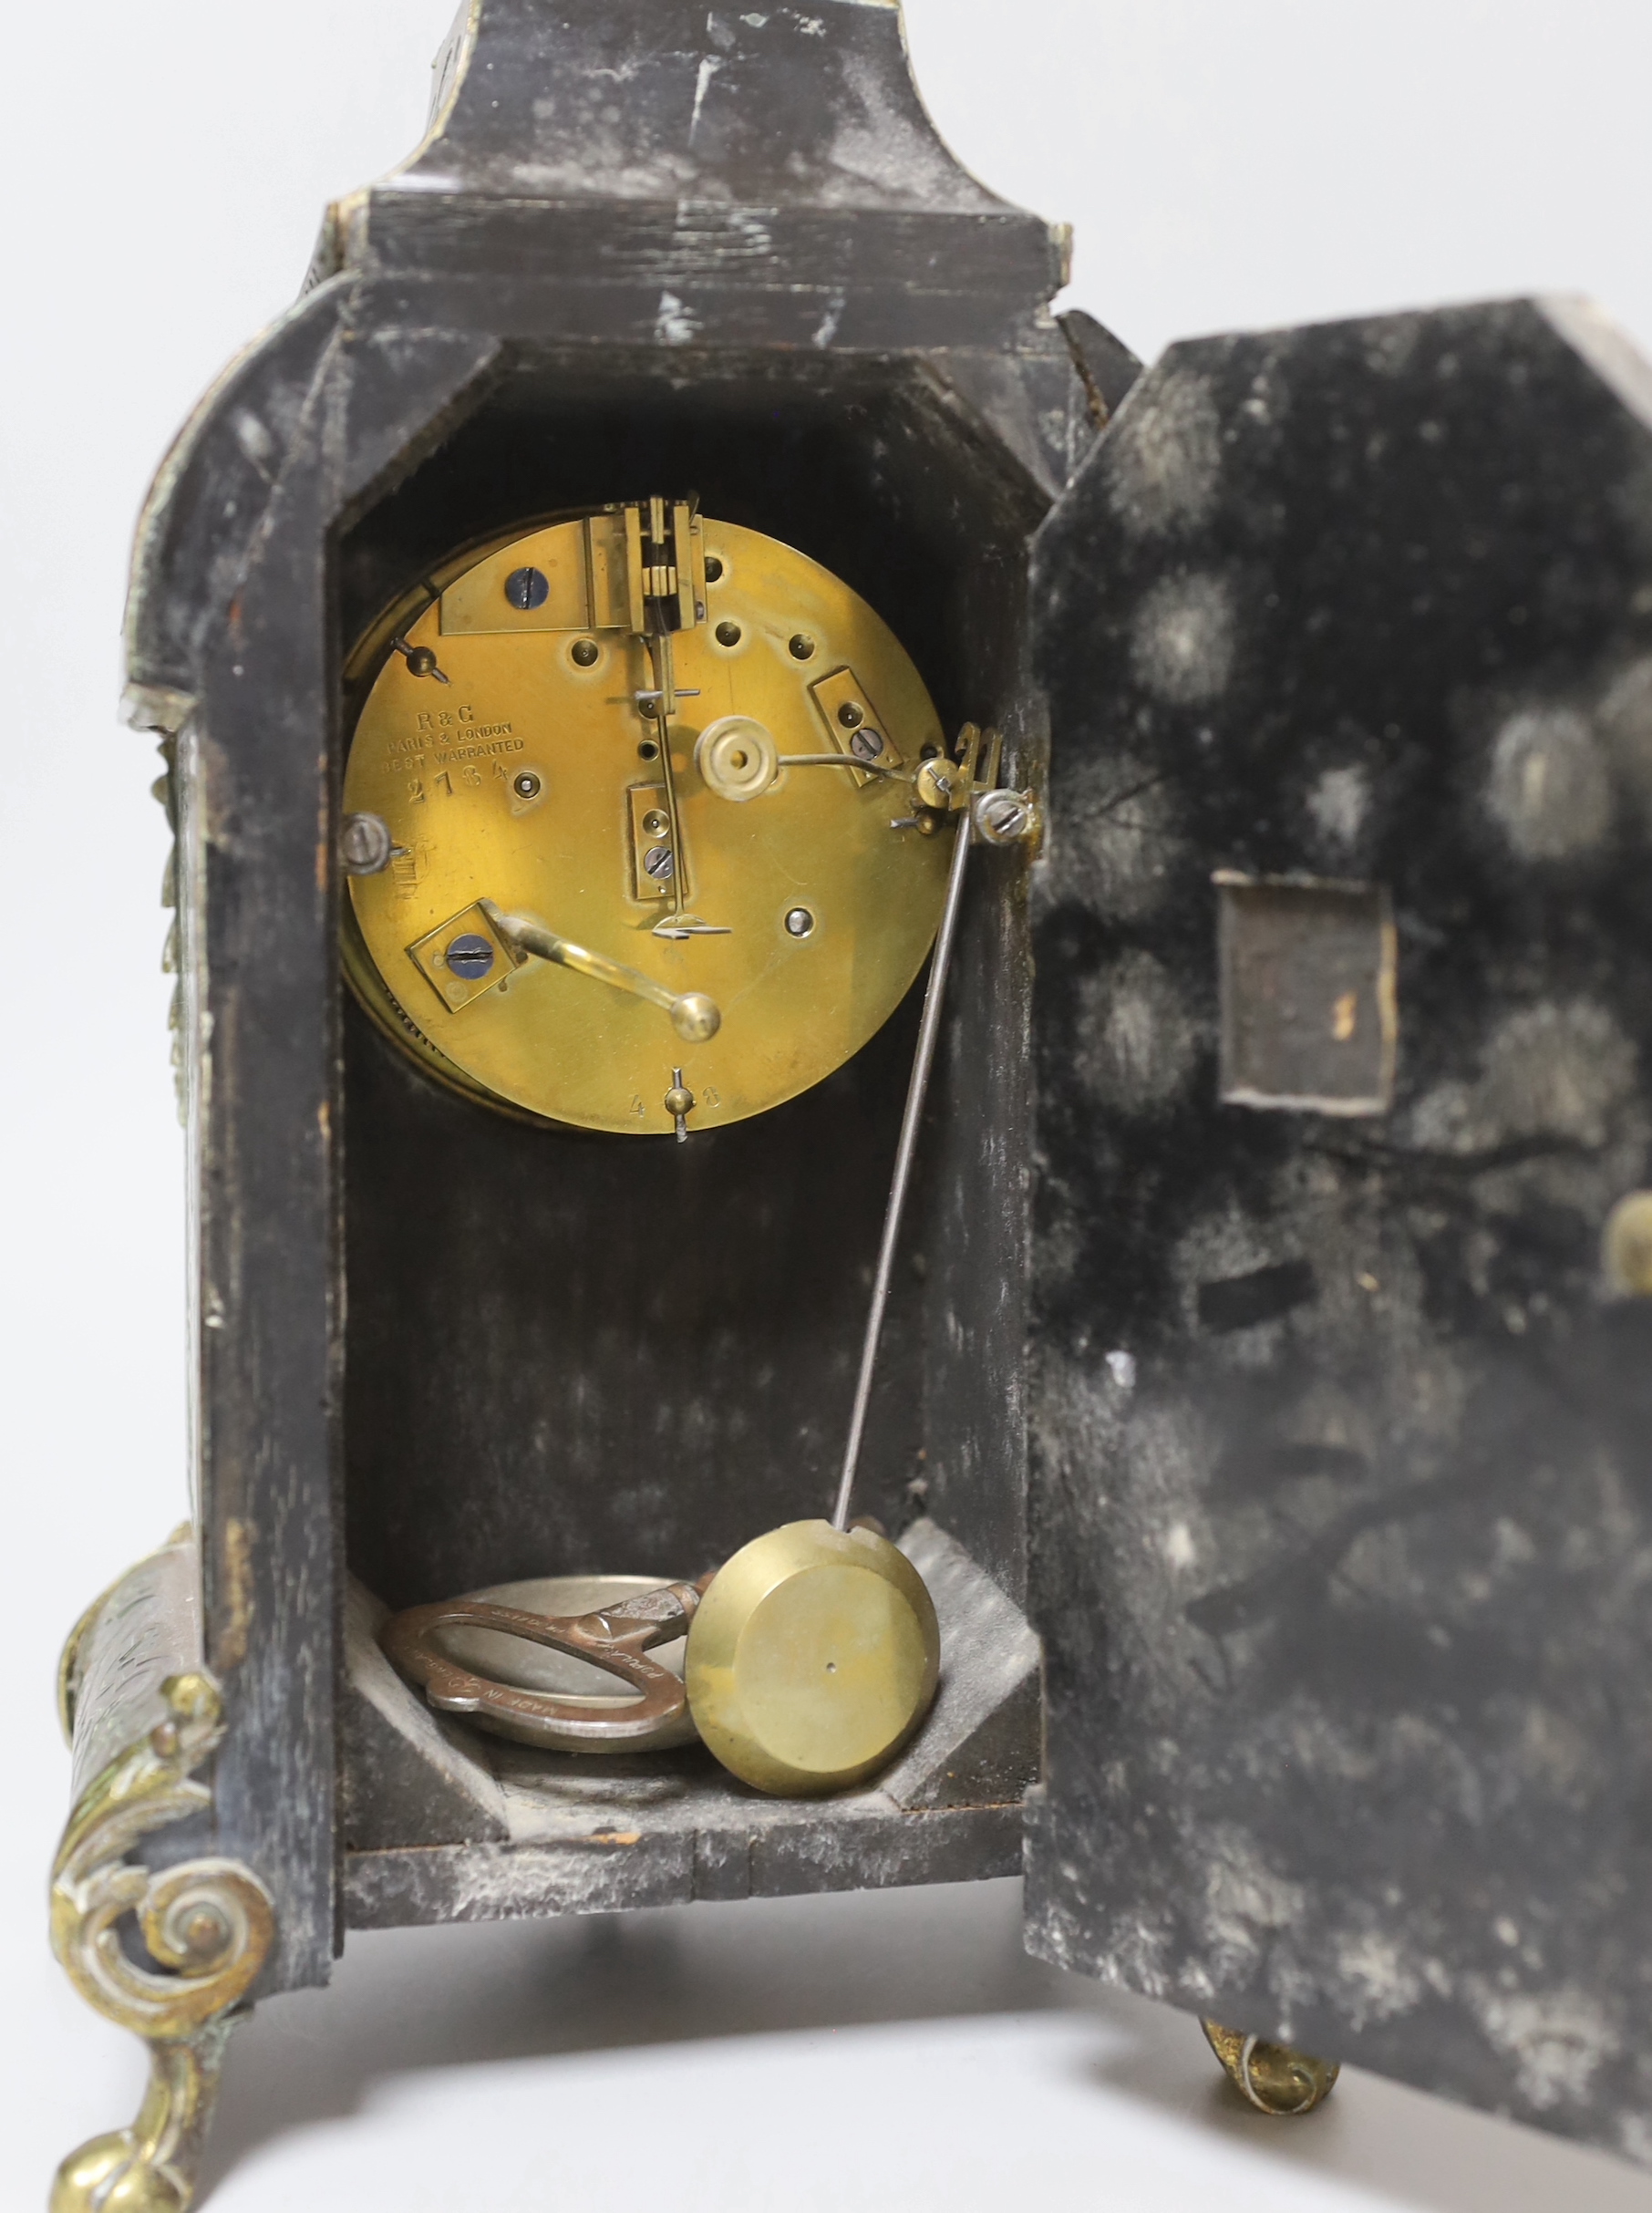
479, 899, 721, 1043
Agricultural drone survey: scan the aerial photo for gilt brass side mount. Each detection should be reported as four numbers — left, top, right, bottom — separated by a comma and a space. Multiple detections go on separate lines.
50, 1543, 275, 2213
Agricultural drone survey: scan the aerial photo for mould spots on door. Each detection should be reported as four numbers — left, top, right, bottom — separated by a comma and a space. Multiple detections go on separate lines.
1162, 1520, 1196, 1569
1332, 1928, 1427, 2029
1041, 750, 1185, 918
1488, 706, 1611, 860
1409, 998, 1639, 1155
1106, 367, 1224, 536
1470, 1984, 1619, 2113
1073, 948, 1202, 1115
1131, 573, 1235, 706
1200, 1825, 1308, 1973
1306, 764, 1370, 851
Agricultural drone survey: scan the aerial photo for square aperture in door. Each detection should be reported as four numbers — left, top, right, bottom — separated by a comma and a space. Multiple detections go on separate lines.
1216, 873, 1396, 1114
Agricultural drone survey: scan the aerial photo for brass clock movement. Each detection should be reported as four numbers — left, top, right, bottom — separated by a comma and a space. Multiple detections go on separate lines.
341, 498, 954, 1136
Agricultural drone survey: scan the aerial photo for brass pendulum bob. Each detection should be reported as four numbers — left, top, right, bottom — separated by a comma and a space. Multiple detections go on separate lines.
684, 1520, 939, 1795
685, 754, 984, 1794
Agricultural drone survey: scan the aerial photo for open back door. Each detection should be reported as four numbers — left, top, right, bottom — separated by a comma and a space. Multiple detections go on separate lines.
1025, 296, 1652, 2159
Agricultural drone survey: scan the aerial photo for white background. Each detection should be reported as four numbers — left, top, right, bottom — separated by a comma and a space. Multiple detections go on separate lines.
6, 2, 1652, 2205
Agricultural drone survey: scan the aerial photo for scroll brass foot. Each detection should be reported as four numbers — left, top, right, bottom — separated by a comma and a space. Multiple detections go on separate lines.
1202, 2018, 1341, 2115
50, 1668, 274, 2213
51, 2022, 237, 2213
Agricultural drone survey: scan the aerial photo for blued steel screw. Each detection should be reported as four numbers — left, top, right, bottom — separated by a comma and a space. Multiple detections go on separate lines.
446, 934, 495, 980
504, 566, 550, 611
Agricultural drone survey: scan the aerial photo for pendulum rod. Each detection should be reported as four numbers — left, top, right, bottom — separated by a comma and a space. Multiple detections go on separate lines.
831, 800, 975, 1532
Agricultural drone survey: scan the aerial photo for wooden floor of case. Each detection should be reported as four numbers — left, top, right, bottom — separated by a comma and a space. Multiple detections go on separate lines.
345, 1790, 1027, 1929
343, 1517, 1042, 1931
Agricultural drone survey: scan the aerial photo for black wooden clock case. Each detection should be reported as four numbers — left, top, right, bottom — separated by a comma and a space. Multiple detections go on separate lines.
51, 1, 1652, 2196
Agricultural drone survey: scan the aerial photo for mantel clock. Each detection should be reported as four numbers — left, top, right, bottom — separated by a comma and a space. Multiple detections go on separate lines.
49, 3, 1652, 2204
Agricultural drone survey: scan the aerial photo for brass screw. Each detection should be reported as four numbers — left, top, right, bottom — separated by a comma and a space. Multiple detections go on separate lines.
976, 791, 1033, 843
665, 1070, 697, 1142
341, 812, 394, 874
393, 636, 449, 683
914, 759, 957, 811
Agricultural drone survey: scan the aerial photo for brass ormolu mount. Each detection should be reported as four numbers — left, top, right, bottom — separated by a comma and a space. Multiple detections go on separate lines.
50, 1552, 274, 2213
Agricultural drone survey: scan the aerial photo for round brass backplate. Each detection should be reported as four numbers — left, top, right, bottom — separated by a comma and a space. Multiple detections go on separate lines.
684, 1521, 940, 1795
342, 514, 950, 1134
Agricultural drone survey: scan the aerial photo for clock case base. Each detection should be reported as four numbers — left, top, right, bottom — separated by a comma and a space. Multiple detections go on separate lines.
342, 1517, 1043, 1921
